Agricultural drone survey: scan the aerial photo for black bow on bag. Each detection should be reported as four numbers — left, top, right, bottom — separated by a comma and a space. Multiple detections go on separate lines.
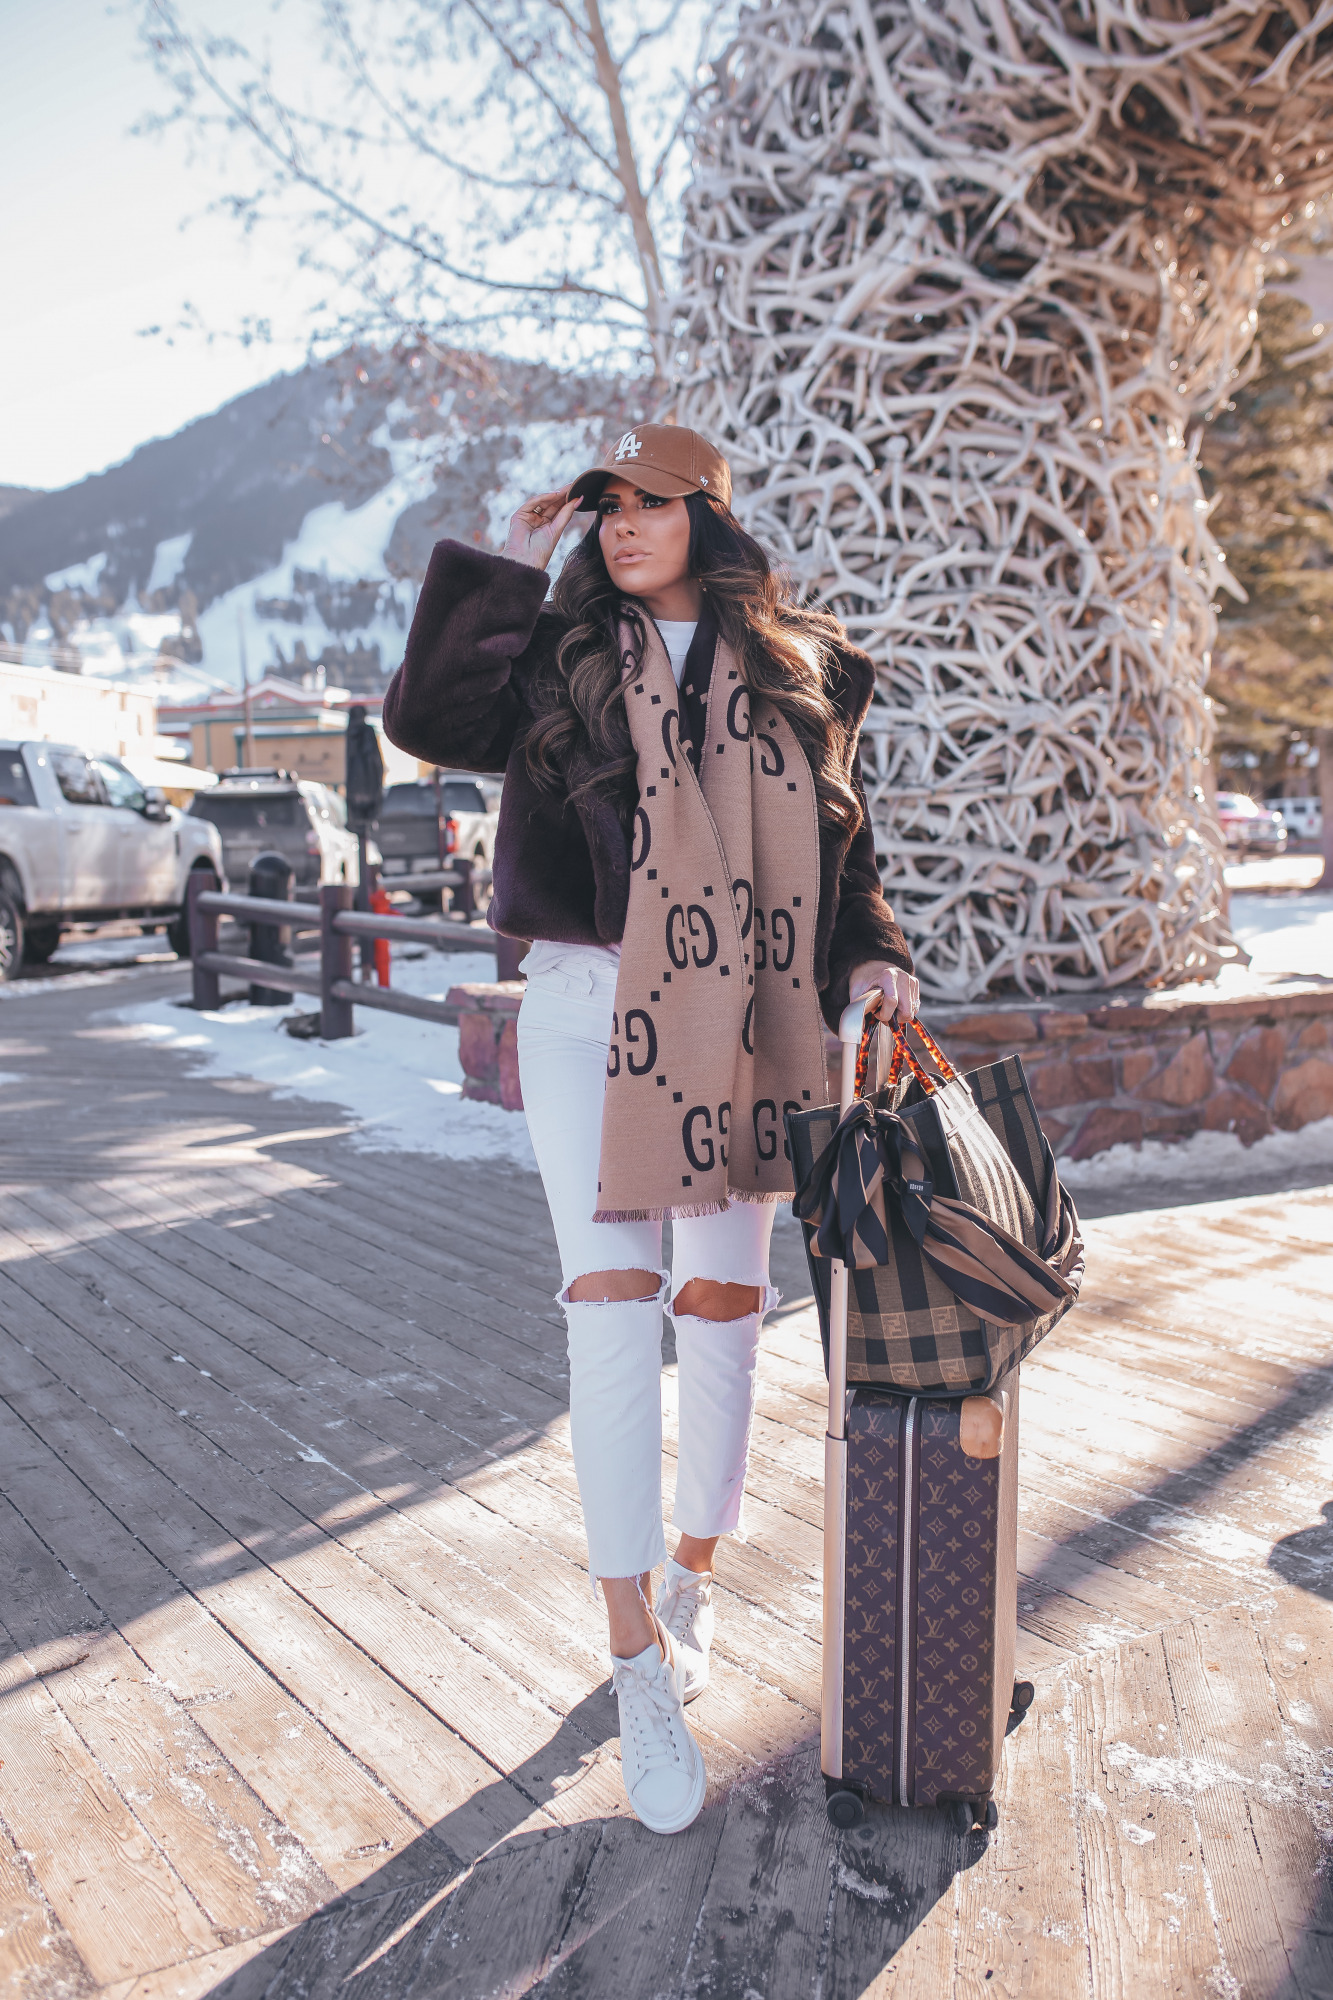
786, 1017, 1085, 1395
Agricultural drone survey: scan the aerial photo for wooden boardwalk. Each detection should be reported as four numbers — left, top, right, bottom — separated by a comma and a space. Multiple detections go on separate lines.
0, 967, 1330, 2000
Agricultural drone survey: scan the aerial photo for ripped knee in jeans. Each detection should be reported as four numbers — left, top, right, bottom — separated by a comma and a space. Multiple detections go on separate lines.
564, 1268, 662, 1305
672, 1277, 763, 1322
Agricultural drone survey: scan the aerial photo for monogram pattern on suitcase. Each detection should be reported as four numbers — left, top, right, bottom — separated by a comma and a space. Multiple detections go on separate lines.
912, 1403, 1002, 1805
842, 1391, 1008, 1807
843, 1394, 900, 1797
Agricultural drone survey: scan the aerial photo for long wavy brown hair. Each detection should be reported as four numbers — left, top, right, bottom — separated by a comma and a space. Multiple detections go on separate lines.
524, 493, 862, 836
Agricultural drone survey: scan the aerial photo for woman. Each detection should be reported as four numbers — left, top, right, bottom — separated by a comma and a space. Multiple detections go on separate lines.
383, 424, 918, 1836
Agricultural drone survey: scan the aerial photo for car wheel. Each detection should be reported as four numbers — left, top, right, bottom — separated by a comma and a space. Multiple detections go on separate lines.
0, 887, 24, 981
167, 867, 213, 957
22, 925, 61, 965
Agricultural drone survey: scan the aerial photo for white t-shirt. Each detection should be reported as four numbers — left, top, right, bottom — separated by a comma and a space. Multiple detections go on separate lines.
522, 618, 698, 985
656, 620, 697, 687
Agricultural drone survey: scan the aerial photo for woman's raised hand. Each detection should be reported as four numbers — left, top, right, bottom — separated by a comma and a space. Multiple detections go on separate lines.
503, 490, 585, 571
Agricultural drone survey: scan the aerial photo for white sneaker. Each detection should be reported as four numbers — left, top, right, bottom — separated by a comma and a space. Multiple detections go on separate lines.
655, 1558, 714, 1702
611, 1613, 707, 1835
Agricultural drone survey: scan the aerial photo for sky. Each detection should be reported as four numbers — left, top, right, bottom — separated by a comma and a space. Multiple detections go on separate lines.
1, 1, 315, 494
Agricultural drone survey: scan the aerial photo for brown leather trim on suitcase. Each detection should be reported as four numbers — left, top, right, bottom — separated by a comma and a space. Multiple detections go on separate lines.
990, 1374, 1019, 1783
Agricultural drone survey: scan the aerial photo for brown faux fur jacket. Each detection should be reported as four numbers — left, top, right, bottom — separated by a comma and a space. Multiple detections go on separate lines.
382, 540, 912, 1028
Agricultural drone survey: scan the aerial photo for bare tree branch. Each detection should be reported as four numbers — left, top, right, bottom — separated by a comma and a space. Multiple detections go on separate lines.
139, 0, 735, 381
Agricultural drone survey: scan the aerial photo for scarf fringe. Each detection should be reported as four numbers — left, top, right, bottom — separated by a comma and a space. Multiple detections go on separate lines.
591, 1188, 793, 1225
591, 1200, 728, 1224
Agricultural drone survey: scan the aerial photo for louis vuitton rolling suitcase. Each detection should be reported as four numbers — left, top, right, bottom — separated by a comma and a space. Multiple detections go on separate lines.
792, 992, 1040, 1833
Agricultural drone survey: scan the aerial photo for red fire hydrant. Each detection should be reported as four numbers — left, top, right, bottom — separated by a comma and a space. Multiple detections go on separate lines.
370, 886, 393, 988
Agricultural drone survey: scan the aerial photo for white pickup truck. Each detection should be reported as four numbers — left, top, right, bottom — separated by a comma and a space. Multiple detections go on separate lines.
0, 740, 224, 979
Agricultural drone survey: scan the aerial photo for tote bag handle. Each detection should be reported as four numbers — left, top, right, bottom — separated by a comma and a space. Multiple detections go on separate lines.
856, 1012, 962, 1102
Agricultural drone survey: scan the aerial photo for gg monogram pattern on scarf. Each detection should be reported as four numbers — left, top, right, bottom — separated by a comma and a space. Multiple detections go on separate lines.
594, 619, 829, 1222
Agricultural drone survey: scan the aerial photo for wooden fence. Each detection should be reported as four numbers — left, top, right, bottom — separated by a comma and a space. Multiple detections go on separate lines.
186, 871, 521, 1036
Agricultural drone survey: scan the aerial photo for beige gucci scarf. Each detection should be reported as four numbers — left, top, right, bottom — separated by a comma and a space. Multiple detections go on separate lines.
593, 618, 830, 1222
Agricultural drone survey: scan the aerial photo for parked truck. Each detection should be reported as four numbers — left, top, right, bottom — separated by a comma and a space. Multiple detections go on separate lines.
0, 740, 224, 979
375, 774, 498, 909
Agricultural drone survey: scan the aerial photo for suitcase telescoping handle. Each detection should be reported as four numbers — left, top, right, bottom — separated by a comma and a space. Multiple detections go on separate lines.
828, 987, 887, 1440
822, 987, 886, 1780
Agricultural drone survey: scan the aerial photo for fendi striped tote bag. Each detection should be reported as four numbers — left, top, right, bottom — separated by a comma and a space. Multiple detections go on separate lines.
785, 1019, 1085, 1395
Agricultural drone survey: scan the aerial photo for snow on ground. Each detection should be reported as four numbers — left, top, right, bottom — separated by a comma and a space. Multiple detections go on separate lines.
1230, 888, 1332, 978
1059, 872, 1332, 1188
109, 947, 538, 1170
44, 553, 108, 593
1224, 854, 1323, 892
1060, 1116, 1333, 1190
145, 532, 193, 595
92, 865, 1333, 1184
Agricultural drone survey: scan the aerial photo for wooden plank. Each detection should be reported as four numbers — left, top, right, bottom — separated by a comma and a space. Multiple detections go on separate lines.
0, 1631, 221, 1986
0, 1194, 396, 1388
1165, 1606, 1333, 1995
1021, 1359, 1333, 1501
9, 1187, 832, 1729
0, 1493, 335, 1945
821, 1796, 958, 1997
6, 1220, 812, 1791
268, 1826, 600, 2000
1018, 1463, 1324, 1621
952, 1675, 1092, 1997
95, 1926, 296, 2000
1015, 1476, 1254, 1618
541, 1814, 728, 1998
94, 1172, 572, 1428
678, 1740, 835, 1999
9, 1183, 327, 1392
0, 1187, 567, 1453
1065, 1632, 1231, 1997
3, 1374, 591, 1852
92, 1159, 564, 1340
0, 1817, 92, 1999
0, 1395, 440, 1889
132, 1152, 562, 1316
227, 1156, 563, 1312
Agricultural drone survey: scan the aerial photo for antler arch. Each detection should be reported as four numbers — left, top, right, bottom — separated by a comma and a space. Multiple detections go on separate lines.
674, 0, 1333, 998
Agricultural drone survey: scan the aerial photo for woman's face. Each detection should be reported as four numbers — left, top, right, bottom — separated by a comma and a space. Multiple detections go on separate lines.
597, 476, 692, 599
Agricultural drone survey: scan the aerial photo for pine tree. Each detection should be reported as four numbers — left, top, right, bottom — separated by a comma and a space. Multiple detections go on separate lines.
1201, 277, 1333, 876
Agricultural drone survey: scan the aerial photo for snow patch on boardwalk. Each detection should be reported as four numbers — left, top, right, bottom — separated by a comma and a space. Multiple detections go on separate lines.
108, 949, 538, 1170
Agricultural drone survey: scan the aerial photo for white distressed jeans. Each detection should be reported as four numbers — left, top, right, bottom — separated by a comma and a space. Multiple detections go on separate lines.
517, 952, 776, 1583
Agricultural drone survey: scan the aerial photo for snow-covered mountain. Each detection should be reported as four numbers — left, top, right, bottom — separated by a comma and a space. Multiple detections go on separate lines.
0, 350, 640, 697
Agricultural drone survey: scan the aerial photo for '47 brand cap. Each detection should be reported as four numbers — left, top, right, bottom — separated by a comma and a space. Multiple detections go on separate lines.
567, 424, 732, 510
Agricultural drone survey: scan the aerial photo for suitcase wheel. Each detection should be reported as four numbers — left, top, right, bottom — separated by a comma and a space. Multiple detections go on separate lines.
826, 1788, 866, 1830
1010, 1680, 1035, 1716
948, 1799, 999, 1834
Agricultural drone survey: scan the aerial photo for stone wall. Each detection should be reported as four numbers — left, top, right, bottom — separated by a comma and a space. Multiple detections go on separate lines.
449, 981, 524, 1111
450, 971, 1333, 1161
926, 974, 1333, 1158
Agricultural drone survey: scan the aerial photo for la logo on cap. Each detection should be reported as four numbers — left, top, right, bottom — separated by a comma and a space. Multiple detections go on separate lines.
614, 431, 643, 461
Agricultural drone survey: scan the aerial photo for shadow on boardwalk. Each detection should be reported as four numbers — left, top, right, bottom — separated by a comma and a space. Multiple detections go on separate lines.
1, 975, 1332, 1998
204, 1730, 986, 2000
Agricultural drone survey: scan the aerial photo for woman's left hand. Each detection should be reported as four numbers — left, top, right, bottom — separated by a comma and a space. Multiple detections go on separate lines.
849, 961, 920, 1024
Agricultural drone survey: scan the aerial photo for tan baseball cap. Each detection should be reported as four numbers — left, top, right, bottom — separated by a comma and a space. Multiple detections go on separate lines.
567, 424, 732, 510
